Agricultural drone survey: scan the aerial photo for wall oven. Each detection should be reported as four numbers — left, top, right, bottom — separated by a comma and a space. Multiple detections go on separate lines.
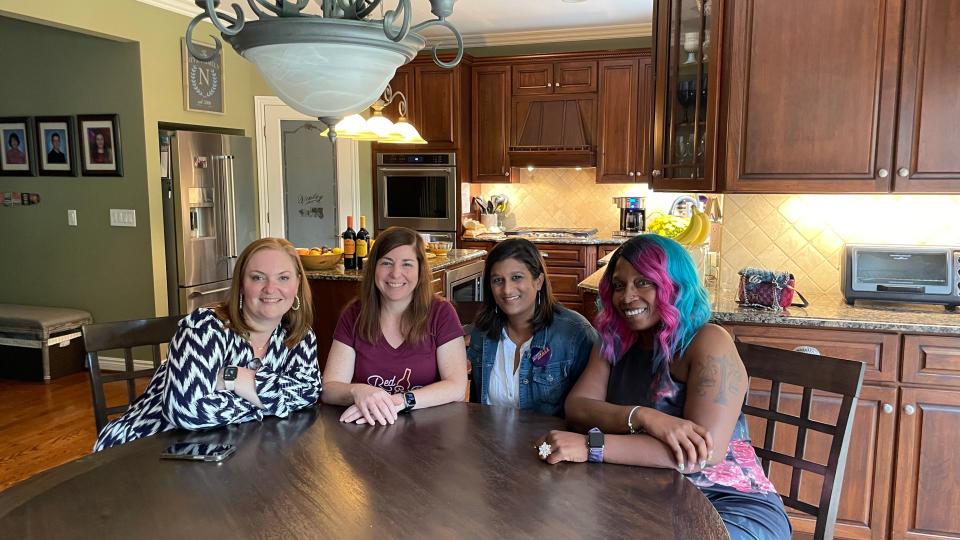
376, 152, 457, 234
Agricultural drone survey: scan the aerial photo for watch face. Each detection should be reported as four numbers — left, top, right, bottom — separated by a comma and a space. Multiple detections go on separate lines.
404, 392, 416, 407
223, 366, 239, 380
588, 431, 604, 448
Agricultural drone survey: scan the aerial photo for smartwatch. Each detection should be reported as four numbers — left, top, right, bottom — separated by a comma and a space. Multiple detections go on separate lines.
400, 391, 416, 414
587, 427, 605, 463
223, 366, 239, 392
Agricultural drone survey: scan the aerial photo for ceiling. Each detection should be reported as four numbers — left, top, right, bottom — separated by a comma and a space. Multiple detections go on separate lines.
140, 0, 653, 47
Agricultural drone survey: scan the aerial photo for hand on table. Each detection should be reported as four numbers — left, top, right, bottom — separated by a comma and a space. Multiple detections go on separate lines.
638, 408, 713, 471
534, 430, 588, 465
340, 386, 402, 425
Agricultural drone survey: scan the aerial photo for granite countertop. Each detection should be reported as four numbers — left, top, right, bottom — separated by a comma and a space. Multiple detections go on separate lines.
578, 266, 960, 335
305, 249, 485, 281
463, 232, 630, 245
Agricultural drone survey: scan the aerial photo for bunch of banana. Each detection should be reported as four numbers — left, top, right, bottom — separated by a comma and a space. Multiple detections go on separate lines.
672, 208, 711, 246
646, 213, 690, 239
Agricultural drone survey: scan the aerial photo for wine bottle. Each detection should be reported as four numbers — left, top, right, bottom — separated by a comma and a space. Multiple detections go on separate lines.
356, 215, 370, 270
342, 215, 357, 270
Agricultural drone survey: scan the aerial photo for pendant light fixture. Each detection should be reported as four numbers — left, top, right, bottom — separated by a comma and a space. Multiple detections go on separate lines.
185, 0, 462, 140
320, 84, 427, 143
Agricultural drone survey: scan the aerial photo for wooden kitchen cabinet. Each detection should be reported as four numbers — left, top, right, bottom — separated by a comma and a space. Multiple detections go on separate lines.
902, 334, 960, 388
745, 384, 897, 540
512, 60, 597, 96
536, 244, 596, 310
891, 387, 960, 539
596, 56, 654, 184
892, 0, 960, 192
471, 64, 512, 183
382, 65, 413, 124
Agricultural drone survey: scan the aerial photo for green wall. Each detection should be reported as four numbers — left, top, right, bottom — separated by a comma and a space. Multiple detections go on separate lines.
0, 1, 275, 322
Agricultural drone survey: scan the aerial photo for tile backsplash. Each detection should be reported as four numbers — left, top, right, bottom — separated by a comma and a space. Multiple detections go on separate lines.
720, 194, 960, 294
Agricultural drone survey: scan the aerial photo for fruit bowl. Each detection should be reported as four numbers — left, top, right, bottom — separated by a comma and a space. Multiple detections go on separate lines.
299, 252, 343, 271
429, 241, 453, 256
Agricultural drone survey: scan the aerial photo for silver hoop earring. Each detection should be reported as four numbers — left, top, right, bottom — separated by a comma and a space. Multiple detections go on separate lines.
238, 294, 243, 311
291, 296, 301, 311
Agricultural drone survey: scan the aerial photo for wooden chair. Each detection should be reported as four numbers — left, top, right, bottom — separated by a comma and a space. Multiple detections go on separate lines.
82, 316, 182, 434
736, 342, 865, 540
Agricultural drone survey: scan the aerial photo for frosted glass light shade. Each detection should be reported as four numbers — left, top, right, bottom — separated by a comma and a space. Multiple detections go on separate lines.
391, 119, 428, 144
245, 43, 404, 119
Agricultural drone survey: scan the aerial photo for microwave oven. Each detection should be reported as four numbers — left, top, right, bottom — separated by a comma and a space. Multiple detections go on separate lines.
840, 244, 960, 309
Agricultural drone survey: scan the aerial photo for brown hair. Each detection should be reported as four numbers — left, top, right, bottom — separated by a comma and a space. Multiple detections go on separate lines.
355, 226, 434, 344
214, 237, 313, 348
474, 237, 560, 340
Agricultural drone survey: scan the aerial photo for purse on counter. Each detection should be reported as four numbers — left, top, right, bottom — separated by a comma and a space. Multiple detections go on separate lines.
736, 267, 809, 311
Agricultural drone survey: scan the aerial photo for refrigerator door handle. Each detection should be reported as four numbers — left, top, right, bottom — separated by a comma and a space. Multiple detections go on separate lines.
224, 155, 239, 258
188, 286, 231, 298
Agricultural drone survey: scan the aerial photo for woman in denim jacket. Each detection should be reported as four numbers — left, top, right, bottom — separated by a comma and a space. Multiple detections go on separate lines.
467, 238, 596, 417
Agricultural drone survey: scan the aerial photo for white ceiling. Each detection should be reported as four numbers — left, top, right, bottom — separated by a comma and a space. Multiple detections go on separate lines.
140, 0, 652, 46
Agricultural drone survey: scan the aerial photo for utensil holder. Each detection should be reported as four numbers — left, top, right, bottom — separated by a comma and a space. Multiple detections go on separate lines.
480, 214, 497, 229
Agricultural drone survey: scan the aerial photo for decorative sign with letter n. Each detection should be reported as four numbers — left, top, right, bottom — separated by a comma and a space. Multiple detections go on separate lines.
181, 39, 224, 114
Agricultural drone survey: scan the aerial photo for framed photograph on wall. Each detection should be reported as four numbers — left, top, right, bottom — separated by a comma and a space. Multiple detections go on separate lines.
181, 38, 225, 114
77, 114, 123, 177
0, 116, 36, 176
35, 116, 78, 176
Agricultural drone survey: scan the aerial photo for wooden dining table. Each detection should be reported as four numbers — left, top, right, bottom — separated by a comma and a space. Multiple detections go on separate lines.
0, 403, 727, 539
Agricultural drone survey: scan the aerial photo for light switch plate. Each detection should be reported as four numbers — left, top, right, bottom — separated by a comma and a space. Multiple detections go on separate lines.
110, 209, 136, 227
67, 209, 77, 226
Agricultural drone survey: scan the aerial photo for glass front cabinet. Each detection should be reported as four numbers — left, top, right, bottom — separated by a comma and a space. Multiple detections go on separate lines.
651, 0, 721, 191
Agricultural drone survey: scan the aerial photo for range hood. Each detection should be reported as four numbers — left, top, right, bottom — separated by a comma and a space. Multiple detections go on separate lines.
509, 97, 596, 167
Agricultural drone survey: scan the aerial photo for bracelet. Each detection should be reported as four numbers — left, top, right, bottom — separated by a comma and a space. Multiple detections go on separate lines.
627, 405, 641, 434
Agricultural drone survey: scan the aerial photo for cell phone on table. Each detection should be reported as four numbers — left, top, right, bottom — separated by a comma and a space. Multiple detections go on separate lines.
160, 442, 236, 462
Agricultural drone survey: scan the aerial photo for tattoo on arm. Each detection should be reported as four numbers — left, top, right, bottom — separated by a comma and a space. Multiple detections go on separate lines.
695, 354, 744, 405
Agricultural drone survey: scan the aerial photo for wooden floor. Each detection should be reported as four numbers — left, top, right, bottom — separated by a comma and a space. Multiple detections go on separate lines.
0, 372, 145, 492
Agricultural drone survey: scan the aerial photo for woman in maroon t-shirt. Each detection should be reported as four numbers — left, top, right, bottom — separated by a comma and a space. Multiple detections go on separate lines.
322, 227, 468, 425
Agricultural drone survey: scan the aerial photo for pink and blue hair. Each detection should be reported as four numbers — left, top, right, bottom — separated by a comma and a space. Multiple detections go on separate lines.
594, 234, 711, 397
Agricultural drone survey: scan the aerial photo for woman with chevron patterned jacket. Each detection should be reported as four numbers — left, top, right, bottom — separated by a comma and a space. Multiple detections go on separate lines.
94, 238, 321, 451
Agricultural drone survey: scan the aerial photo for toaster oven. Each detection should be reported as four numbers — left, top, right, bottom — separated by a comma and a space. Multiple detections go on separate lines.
840, 244, 960, 309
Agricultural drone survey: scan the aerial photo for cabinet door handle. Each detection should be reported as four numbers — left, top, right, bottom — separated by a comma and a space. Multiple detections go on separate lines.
504, 171, 510, 176
903, 404, 916, 416
541, 252, 550, 258
882, 403, 894, 414
652, 169, 662, 177
628, 171, 635, 177
792, 345, 821, 356
898, 167, 910, 177
877, 168, 889, 178
556, 82, 561, 87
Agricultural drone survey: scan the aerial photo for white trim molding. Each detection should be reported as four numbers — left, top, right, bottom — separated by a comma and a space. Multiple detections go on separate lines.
135, 0, 200, 17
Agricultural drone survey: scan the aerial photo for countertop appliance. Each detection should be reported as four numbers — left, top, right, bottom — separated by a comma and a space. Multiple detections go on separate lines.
612, 196, 645, 237
376, 152, 458, 239
161, 130, 258, 315
841, 244, 960, 309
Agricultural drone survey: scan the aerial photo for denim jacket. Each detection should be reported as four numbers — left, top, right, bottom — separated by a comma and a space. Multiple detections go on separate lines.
467, 306, 596, 417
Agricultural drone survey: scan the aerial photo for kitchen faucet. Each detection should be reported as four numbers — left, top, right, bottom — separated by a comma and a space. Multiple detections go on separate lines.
669, 195, 698, 218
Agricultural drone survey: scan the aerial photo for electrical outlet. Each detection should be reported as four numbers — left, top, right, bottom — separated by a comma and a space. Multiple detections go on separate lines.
109, 209, 137, 227
67, 209, 77, 226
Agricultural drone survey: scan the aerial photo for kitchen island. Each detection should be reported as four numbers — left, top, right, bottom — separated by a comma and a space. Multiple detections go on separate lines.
578, 266, 960, 540
307, 249, 485, 368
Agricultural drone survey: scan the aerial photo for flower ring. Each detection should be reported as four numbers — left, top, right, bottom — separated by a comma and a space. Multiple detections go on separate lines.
538, 442, 552, 459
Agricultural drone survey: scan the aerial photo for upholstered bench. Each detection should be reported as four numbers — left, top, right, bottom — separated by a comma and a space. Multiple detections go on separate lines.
0, 304, 92, 381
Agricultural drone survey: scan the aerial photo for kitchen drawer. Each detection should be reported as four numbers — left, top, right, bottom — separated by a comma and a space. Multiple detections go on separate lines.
547, 267, 586, 310
459, 240, 495, 252
431, 270, 445, 297
902, 334, 960, 388
598, 245, 620, 261
537, 244, 594, 268
723, 324, 899, 384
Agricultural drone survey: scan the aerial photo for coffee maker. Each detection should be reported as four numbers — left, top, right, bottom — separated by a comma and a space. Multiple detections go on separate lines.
613, 196, 645, 236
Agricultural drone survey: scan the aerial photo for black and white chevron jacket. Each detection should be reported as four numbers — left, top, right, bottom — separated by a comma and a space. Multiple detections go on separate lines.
94, 308, 321, 451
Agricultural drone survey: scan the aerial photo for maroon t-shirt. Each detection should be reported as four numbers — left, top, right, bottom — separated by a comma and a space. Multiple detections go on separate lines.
333, 299, 463, 394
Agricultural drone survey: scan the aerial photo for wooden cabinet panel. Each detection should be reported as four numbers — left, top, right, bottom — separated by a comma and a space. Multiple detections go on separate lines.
459, 240, 495, 252
414, 65, 458, 147
635, 56, 653, 182
536, 244, 593, 269
383, 66, 413, 123
598, 245, 619, 261
554, 60, 597, 94
902, 334, 960, 388
431, 270, 445, 297
512, 63, 553, 96
893, 0, 960, 192
892, 387, 960, 539
471, 65, 512, 183
723, 0, 903, 192
596, 58, 641, 183
745, 385, 896, 540
724, 324, 900, 383
546, 267, 587, 310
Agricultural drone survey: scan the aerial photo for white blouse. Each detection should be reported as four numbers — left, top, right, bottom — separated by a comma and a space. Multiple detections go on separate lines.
486, 328, 532, 409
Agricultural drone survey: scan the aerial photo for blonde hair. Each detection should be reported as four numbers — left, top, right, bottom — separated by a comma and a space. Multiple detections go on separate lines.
355, 226, 434, 344
215, 237, 313, 348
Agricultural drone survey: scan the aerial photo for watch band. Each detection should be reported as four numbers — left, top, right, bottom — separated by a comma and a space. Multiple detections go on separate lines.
223, 366, 238, 392
587, 427, 604, 463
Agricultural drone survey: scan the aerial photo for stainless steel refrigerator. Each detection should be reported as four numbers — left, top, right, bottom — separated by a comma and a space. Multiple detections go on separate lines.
160, 130, 258, 315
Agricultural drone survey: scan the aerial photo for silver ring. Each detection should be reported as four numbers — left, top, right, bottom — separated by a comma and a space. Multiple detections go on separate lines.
538, 442, 552, 459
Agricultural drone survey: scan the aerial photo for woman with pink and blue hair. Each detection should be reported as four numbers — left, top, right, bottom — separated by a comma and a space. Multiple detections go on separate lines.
534, 234, 790, 539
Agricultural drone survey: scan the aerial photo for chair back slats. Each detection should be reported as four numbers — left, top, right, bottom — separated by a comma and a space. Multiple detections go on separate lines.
736, 342, 865, 540
82, 316, 181, 435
